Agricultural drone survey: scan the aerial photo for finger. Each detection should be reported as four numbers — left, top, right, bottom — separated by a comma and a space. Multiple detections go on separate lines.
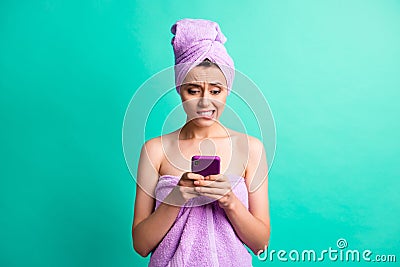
180, 186, 199, 194
178, 180, 195, 187
194, 191, 229, 201
182, 187, 200, 197
205, 174, 225, 181
186, 172, 205, 180
195, 192, 220, 200
194, 186, 229, 196
193, 180, 228, 188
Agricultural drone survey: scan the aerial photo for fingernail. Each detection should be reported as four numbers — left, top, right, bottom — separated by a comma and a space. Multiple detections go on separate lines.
194, 181, 199, 185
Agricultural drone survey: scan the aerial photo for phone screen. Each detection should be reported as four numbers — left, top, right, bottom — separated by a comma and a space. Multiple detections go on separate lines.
191, 155, 220, 177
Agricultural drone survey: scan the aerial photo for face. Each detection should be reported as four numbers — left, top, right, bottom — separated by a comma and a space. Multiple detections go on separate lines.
180, 65, 228, 127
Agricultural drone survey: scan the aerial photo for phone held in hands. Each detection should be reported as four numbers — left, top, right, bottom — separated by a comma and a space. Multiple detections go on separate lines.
191, 155, 220, 177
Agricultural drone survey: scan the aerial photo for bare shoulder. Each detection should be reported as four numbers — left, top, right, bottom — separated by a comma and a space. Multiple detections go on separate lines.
247, 135, 265, 153
144, 136, 161, 150
243, 135, 268, 192
247, 136, 266, 171
143, 136, 162, 153
226, 127, 243, 138
227, 128, 264, 153
141, 136, 164, 168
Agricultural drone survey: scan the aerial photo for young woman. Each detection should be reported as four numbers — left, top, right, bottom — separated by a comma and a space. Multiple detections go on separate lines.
132, 19, 270, 266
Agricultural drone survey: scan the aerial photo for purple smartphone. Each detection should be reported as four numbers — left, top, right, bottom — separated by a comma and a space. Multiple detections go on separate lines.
191, 155, 220, 177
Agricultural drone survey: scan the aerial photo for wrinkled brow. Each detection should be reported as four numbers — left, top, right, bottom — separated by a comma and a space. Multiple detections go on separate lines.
183, 82, 224, 87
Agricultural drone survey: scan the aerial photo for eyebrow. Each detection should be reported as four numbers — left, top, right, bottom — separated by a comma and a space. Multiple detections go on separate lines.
209, 82, 224, 86
184, 82, 224, 87
184, 83, 201, 88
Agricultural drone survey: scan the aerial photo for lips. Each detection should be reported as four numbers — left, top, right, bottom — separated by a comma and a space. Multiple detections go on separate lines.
197, 110, 215, 118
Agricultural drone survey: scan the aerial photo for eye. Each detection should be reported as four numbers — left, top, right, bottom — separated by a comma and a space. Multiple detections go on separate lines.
187, 88, 200, 95
210, 88, 221, 95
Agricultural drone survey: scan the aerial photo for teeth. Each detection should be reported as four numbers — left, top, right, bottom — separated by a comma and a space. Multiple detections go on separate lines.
198, 111, 213, 116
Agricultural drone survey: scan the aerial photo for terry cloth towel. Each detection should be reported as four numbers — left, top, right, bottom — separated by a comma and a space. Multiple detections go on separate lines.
171, 18, 235, 94
148, 174, 252, 267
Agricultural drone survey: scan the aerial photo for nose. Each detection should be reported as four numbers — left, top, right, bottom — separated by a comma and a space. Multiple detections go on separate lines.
198, 91, 211, 107
198, 97, 211, 108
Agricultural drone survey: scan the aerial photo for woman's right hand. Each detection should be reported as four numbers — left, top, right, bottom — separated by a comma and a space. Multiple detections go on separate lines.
165, 172, 204, 206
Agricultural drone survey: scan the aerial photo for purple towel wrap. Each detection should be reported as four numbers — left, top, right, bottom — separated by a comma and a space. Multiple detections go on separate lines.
149, 174, 252, 267
171, 18, 235, 94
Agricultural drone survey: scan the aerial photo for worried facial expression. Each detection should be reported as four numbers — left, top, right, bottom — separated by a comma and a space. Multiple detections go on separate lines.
180, 65, 228, 127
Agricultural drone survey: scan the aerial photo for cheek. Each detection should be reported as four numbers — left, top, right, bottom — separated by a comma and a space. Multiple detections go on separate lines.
216, 105, 225, 115
214, 98, 227, 112
182, 99, 198, 115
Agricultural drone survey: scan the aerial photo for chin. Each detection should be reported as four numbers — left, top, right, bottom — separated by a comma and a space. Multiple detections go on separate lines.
192, 118, 217, 128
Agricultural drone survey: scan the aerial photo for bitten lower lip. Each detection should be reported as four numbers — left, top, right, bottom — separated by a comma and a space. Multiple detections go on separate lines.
197, 110, 215, 118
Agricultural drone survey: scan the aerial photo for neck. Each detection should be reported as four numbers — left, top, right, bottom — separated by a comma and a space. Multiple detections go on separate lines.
179, 120, 228, 140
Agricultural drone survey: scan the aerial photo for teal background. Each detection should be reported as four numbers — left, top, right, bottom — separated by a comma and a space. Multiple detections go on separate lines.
1, 0, 399, 266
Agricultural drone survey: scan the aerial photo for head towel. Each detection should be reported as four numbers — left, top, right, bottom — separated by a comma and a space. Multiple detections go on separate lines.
171, 18, 235, 94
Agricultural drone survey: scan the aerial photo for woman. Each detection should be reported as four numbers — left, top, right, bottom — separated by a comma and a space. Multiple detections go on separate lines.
132, 18, 270, 266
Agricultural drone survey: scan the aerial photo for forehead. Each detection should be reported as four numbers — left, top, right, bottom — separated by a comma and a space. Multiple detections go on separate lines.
182, 65, 227, 86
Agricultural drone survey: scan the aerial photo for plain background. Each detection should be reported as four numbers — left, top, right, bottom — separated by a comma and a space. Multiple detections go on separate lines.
1, 0, 399, 266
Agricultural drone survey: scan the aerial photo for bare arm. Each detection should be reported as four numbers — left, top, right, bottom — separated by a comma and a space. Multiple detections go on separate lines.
132, 189, 182, 257
225, 137, 270, 254
132, 138, 204, 257
132, 138, 180, 257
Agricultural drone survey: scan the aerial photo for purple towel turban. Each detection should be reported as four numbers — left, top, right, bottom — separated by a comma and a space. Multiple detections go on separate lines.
171, 18, 235, 94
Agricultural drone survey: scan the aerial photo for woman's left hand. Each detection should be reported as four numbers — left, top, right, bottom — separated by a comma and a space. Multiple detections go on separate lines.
193, 174, 235, 209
